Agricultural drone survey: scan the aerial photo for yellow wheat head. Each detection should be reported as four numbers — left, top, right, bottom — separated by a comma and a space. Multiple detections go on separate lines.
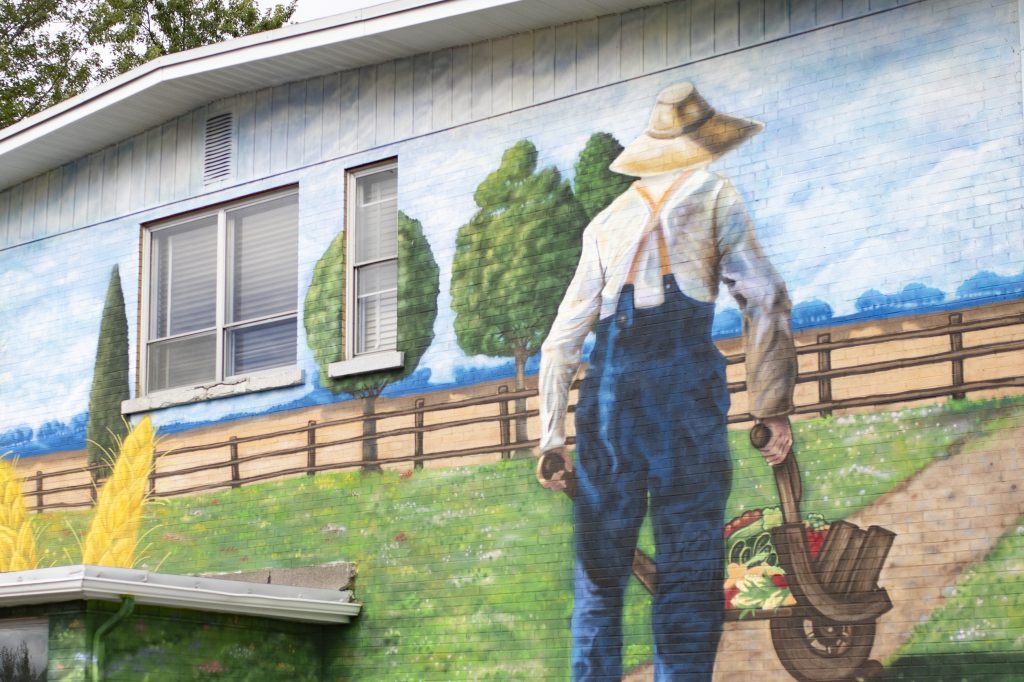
82, 417, 155, 567
0, 459, 38, 572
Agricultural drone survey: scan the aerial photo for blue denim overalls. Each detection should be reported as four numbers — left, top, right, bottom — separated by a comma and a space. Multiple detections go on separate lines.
572, 179, 732, 681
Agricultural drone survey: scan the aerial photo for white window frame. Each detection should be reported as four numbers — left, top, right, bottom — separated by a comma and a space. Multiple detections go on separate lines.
123, 188, 303, 414
328, 161, 404, 378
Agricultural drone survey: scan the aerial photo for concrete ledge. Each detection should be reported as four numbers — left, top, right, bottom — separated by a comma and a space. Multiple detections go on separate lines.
204, 562, 357, 592
328, 351, 404, 378
122, 366, 304, 415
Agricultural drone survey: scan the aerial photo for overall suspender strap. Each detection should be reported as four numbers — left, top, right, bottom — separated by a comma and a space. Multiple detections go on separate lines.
625, 172, 692, 284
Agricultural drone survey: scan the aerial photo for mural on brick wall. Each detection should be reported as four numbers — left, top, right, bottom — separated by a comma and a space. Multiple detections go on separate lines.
0, 0, 1022, 679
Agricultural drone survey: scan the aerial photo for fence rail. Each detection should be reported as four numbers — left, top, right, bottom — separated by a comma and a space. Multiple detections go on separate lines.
27, 310, 1024, 512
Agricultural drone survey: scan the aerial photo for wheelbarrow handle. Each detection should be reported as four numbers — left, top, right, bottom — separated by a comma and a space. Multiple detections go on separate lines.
750, 422, 803, 526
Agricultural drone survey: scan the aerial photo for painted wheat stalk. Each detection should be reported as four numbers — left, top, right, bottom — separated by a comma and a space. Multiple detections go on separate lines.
0, 460, 38, 571
82, 417, 155, 567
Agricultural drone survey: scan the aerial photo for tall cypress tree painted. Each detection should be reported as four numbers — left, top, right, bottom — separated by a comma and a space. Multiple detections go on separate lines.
450, 140, 587, 451
574, 132, 633, 221
86, 265, 130, 482
304, 212, 439, 470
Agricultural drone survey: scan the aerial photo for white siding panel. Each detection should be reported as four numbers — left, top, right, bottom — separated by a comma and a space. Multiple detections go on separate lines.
554, 24, 577, 97
92, 149, 109, 223
576, 19, 599, 91
431, 50, 453, 130
253, 88, 273, 178
818, 0, 842, 23
533, 28, 554, 102
173, 113, 192, 200
236, 91, 257, 182
843, 0, 869, 17
715, 0, 739, 52
8, 185, 23, 247
691, 0, 715, 59
394, 58, 414, 140
188, 105, 207, 194
472, 41, 493, 119
305, 77, 325, 166
31, 176, 46, 240
0, 191, 9, 248
598, 15, 621, 86
129, 131, 147, 211
358, 66, 377, 150
451, 45, 472, 125
338, 71, 359, 156
791, 0, 816, 31
491, 36, 514, 113
114, 142, 131, 217
413, 54, 434, 136
46, 168, 62, 235
512, 33, 534, 108
666, 0, 692, 67
764, 0, 790, 39
643, 5, 667, 73
269, 85, 290, 175
619, 9, 644, 79
376, 62, 397, 145
287, 81, 307, 169
77, 155, 95, 227
739, 0, 765, 47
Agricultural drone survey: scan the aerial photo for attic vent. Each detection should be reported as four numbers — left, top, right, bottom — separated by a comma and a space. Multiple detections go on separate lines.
203, 113, 234, 184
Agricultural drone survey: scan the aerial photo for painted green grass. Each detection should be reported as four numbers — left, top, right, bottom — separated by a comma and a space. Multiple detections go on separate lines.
31, 397, 1024, 680
879, 517, 1024, 681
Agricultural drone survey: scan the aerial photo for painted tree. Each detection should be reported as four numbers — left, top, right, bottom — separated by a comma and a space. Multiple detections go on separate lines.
304, 212, 439, 470
86, 266, 130, 482
574, 132, 633, 221
451, 140, 587, 448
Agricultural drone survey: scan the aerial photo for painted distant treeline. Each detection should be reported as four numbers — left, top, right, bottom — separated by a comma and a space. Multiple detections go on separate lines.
713, 271, 1024, 337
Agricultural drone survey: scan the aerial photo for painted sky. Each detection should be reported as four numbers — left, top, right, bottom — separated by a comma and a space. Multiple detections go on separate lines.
0, 0, 1020, 433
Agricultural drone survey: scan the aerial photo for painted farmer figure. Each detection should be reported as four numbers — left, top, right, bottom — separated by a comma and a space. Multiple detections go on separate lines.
538, 83, 797, 680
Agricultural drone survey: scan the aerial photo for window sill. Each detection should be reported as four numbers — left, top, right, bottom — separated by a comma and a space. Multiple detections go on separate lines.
328, 351, 404, 378
121, 366, 304, 415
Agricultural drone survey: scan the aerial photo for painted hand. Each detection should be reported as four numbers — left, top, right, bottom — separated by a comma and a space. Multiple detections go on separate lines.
758, 416, 792, 466
536, 446, 574, 492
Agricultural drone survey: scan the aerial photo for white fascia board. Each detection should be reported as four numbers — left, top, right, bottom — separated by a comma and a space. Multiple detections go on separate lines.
0, 565, 360, 624
0, 0, 516, 154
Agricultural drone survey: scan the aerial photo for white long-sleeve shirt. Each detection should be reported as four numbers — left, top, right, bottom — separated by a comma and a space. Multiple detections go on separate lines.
538, 169, 796, 453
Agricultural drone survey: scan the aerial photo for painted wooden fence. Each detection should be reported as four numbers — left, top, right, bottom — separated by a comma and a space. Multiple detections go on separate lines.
25, 308, 1024, 512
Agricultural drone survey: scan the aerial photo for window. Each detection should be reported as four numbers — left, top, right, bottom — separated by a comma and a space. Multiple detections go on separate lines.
143, 190, 298, 395
328, 163, 403, 377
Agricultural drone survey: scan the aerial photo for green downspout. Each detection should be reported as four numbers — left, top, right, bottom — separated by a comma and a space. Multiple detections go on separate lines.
91, 595, 135, 681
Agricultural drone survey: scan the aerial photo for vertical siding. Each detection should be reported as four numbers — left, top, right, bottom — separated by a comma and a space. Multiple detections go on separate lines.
0, 0, 912, 248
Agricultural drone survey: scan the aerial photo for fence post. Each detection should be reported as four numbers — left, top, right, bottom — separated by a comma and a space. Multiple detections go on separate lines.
817, 333, 833, 417
498, 385, 511, 460
949, 313, 966, 400
35, 471, 43, 513
414, 399, 425, 470
306, 420, 317, 477
148, 463, 156, 497
229, 437, 241, 489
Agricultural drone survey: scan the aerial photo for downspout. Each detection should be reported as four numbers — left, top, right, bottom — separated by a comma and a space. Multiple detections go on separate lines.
91, 595, 135, 681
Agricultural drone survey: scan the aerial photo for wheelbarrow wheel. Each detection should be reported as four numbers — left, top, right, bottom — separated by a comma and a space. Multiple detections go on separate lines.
770, 614, 876, 682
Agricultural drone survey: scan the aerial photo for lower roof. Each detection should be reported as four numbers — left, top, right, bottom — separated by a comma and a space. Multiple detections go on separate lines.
0, 565, 359, 624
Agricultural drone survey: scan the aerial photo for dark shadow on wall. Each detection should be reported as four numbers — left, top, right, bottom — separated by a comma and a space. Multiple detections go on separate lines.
879, 653, 1024, 681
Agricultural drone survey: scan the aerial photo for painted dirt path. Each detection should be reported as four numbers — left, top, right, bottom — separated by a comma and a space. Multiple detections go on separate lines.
624, 424, 1024, 681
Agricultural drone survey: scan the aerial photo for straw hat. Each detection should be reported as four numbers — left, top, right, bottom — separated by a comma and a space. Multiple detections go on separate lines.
610, 83, 764, 176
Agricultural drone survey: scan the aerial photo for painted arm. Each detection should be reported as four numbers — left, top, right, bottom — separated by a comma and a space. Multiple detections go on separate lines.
716, 178, 797, 463
538, 226, 604, 461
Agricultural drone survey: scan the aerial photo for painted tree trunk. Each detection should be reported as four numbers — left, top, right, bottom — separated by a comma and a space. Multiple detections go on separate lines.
513, 348, 530, 457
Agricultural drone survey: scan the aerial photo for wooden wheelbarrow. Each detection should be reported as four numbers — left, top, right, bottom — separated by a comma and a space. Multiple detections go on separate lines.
537, 423, 897, 682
